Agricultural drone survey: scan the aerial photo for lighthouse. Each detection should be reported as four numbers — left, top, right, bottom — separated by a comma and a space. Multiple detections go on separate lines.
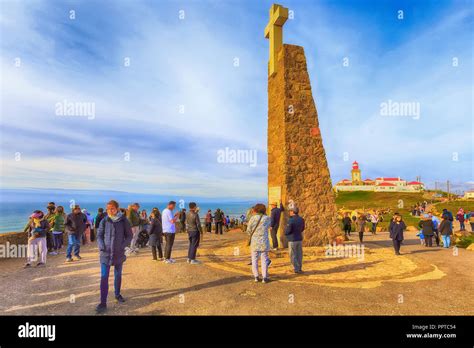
351, 161, 362, 184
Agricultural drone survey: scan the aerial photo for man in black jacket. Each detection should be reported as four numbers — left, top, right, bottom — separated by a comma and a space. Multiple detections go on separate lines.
186, 202, 202, 264
65, 205, 87, 262
284, 207, 305, 273
269, 201, 284, 250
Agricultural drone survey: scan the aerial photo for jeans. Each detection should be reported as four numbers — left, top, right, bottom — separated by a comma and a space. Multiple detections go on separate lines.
188, 230, 200, 260
27, 237, 47, 264
66, 234, 81, 259
459, 221, 465, 230
100, 262, 123, 305
371, 223, 377, 233
288, 241, 303, 272
129, 226, 140, 251
470, 222, 474, 232
270, 224, 279, 248
343, 224, 351, 236
424, 235, 433, 247
215, 222, 223, 235
52, 232, 63, 251
205, 222, 212, 232
46, 231, 53, 252
358, 232, 364, 243
164, 233, 175, 260
151, 244, 163, 259
251, 251, 269, 279
433, 231, 440, 246
442, 235, 451, 248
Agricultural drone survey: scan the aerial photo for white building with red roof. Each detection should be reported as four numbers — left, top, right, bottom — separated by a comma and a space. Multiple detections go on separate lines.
334, 161, 424, 192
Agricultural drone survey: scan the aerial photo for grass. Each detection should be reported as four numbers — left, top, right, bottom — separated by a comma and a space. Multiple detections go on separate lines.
334, 191, 474, 229
431, 201, 474, 214
456, 234, 474, 248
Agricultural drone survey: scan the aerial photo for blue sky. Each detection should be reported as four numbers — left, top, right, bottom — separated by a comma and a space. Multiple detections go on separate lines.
0, 0, 472, 199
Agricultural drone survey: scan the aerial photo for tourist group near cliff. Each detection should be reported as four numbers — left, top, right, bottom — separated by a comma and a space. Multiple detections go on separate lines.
21, 198, 473, 313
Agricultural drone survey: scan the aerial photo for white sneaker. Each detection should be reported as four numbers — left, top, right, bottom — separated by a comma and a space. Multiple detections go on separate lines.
164, 259, 172, 264
169, 258, 176, 263
190, 260, 201, 265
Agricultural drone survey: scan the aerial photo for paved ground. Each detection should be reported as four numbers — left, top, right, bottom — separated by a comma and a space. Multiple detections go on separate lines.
0, 227, 472, 315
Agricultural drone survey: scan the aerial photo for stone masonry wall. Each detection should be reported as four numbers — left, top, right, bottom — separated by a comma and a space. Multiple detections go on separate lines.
268, 44, 341, 246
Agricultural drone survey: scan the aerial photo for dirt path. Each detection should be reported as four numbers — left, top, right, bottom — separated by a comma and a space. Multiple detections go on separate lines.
0, 228, 472, 315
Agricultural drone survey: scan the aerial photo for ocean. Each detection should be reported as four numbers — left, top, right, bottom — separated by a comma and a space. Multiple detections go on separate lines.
0, 201, 252, 233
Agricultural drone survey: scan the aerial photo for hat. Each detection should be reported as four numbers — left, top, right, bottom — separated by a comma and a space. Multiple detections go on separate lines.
30, 210, 43, 219
289, 206, 299, 214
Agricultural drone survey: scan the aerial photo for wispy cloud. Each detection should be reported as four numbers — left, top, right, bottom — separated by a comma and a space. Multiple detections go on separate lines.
0, 0, 472, 197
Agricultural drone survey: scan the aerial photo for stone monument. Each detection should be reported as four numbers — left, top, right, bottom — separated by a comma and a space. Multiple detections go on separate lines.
265, 3, 340, 246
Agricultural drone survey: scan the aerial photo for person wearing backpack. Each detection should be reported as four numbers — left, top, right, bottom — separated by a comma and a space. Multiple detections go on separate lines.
186, 202, 203, 264
247, 204, 271, 283
50, 206, 66, 255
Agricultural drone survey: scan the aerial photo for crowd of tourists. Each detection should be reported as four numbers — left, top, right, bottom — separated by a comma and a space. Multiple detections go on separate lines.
341, 211, 382, 242
21, 196, 473, 313
22, 199, 305, 313
341, 204, 474, 256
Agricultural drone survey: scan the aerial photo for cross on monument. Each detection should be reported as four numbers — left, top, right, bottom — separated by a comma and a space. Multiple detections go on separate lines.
264, 4, 289, 77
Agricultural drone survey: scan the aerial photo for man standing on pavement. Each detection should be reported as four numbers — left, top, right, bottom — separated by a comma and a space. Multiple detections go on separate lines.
284, 206, 305, 274
269, 201, 284, 250
65, 205, 87, 262
162, 201, 178, 263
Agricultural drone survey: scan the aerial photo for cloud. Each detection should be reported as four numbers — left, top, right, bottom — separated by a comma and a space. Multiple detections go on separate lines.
0, 0, 472, 197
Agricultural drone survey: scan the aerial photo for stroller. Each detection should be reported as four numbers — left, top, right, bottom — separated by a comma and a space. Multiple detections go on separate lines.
136, 228, 150, 248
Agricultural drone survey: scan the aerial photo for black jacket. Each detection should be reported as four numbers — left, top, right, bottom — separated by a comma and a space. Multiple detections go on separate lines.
185, 211, 202, 233
418, 219, 434, 236
148, 216, 163, 246
438, 220, 453, 236
389, 220, 406, 241
284, 215, 305, 242
94, 212, 106, 228
342, 217, 352, 226
65, 212, 87, 237
270, 203, 284, 228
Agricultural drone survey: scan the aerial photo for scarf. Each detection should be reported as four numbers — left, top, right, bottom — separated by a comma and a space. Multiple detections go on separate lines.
109, 211, 123, 222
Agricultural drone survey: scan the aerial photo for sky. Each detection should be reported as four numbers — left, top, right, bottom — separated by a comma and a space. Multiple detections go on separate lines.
0, 0, 473, 199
